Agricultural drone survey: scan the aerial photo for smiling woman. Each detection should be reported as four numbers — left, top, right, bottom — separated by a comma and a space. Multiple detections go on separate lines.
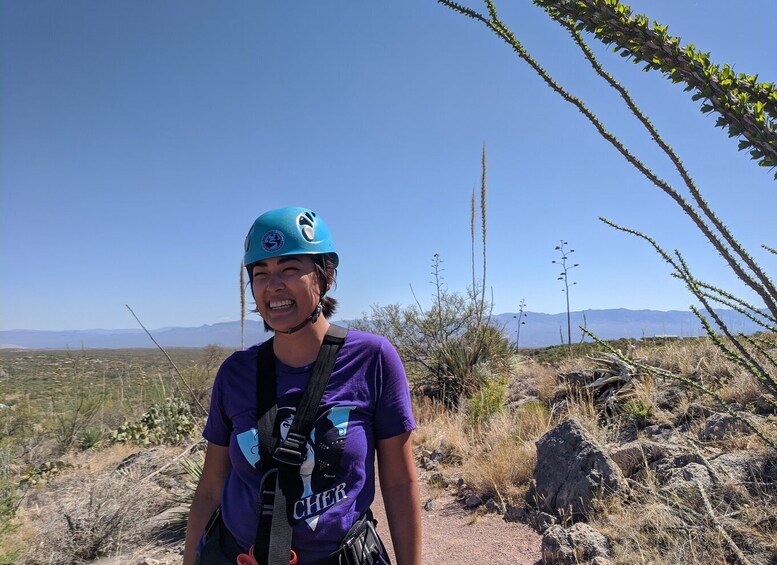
183, 206, 421, 565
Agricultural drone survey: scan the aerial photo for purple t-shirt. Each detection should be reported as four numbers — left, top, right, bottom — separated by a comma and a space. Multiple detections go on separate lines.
202, 329, 415, 561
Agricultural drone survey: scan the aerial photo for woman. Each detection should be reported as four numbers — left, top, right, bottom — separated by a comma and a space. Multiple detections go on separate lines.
184, 206, 421, 565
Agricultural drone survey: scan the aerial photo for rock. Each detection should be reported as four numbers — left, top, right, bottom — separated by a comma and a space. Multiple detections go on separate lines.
712, 450, 777, 493
428, 472, 449, 488
503, 504, 526, 523
420, 457, 439, 470
660, 463, 713, 497
423, 498, 436, 511
484, 498, 504, 513
139, 559, 160, 565
642, 424, 679, 443
527, 419, 627, 519
464, 494, 482, 508
683, 402, 715, 422
654, 386, 685, 411
542, 523, 612, 564
699, 412, 758, 441
609, 440, 665, 477
533, 511, 557, 533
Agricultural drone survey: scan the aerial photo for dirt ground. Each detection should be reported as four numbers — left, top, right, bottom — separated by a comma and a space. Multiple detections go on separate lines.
375, 478, 542, 565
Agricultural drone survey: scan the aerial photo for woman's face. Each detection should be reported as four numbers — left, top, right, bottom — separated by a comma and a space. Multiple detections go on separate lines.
251, 255, 323, 332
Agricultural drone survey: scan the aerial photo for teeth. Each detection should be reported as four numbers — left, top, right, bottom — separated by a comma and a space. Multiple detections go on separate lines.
269, 300, 294, 310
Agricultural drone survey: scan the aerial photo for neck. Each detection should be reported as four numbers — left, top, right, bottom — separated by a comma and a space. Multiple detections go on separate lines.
272, 317, 331, 367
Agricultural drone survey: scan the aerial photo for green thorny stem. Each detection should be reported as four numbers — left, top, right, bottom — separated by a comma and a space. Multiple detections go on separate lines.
599, 218, 777, 402
536, 0, 777, 175
435, 0, 777, 321
582, 327, 777, 452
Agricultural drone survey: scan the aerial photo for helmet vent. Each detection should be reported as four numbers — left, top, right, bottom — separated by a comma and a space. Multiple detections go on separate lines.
298, 212, 316, 241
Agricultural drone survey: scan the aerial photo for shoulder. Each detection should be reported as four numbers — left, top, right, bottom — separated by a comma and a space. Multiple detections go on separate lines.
214, 343, 262, 382
342, 328, 391, 350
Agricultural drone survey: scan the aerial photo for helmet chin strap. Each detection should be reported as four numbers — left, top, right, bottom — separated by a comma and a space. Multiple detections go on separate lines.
272, 301, 324, 335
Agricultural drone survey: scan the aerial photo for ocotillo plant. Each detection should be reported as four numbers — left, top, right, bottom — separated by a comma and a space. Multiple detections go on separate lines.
552, 241, 579, 355
436, 0, 777, 442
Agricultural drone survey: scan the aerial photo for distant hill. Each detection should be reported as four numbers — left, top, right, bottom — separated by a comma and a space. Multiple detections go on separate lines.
0, 309, 764, 350
495, 308, 763, 348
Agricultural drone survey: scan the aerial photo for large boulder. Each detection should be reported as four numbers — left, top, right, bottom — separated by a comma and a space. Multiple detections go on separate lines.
542, 523, 612, 564
527, 419, 627, 519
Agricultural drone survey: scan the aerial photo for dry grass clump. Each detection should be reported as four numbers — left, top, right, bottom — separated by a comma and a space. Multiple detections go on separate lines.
510, 359, 558, 405
414, 393, 554, 505
633, 338, 740, 383
461, 404, 551, 502
17, 473, 166, 564
412, 397, 469, 464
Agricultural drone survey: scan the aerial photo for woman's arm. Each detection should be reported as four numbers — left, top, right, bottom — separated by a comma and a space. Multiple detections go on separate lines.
376, 431, 421, 565
182, 442, 232, 565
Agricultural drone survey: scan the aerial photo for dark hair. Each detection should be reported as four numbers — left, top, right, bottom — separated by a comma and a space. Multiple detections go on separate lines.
249, 253, 338, 333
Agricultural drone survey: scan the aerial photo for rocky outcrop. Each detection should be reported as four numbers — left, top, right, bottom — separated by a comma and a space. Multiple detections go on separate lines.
527, 419, 627, 519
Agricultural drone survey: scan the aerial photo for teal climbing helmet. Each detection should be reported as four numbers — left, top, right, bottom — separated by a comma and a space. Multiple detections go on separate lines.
243, 206, 339, 268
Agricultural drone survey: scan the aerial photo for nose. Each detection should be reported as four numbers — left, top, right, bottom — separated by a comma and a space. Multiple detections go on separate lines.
266, 272, 284, 291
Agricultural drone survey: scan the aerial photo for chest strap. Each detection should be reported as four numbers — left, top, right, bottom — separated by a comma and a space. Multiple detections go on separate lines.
254, 325, 348, 565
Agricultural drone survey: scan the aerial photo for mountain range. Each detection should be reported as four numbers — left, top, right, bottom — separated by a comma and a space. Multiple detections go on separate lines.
0, 308, 764, 350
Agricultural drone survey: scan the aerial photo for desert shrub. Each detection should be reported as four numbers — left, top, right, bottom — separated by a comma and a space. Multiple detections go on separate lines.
53, 394, 104, 455
0, 447, 18, 537
22, 474, 165, 564
75, 429, 105, 451
466, 372, 507, 430
356, 289, 512, 407
112, 397, 195, 446
19, 460, 74, 487
622, 398, 654, 427
169, 449, 205, 535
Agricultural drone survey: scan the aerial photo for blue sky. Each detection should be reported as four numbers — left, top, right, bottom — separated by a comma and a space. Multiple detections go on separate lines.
1, 0, 775, 331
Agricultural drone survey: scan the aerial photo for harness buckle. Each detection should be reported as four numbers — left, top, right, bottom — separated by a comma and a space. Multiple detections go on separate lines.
273, 431, 307, 466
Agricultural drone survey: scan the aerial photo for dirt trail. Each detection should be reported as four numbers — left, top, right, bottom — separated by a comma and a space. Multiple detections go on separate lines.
372, 478, 542, 565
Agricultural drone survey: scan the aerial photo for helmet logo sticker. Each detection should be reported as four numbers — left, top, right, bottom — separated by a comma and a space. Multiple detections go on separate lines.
262, 230, 284, 252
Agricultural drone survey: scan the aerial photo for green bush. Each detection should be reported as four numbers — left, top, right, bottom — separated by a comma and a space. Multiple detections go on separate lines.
75, 429, 105, 451
623, 398, 654, 427
467, 373, 507, 429
111, 398, 195, 446
356, 289, 512, 407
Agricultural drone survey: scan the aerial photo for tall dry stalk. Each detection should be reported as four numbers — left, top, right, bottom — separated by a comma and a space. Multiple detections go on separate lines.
240, 260, 246, 350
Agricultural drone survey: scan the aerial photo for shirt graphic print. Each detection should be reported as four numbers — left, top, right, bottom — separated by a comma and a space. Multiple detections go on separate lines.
235, 405, 356, 531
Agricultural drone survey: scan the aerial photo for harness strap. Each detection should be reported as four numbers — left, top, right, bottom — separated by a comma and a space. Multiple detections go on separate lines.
255, 325, 348, 565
